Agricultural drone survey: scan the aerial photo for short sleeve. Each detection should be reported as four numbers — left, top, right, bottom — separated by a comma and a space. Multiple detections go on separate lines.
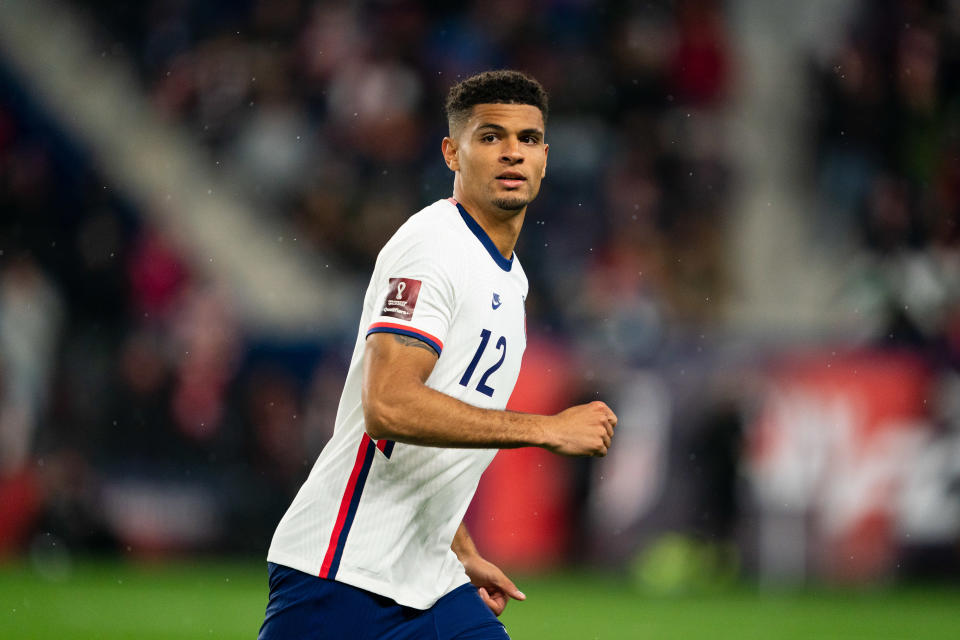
365, 233, 456, 357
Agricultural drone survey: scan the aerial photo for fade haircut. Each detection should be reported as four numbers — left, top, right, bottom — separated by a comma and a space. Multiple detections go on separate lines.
445, 70, 549, 136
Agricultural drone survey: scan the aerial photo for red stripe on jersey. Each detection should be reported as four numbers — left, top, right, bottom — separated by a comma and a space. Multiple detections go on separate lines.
319, 434, 374, 578
367, 322, 444, 352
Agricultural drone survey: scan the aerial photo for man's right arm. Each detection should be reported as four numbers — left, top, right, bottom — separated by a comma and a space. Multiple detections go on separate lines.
362, 332, 616, 456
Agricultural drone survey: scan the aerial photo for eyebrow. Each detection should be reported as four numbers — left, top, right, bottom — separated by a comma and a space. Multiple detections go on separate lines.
476, 123, 545, 138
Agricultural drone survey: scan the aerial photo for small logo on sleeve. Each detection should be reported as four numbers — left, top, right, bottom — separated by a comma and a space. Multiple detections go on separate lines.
491, 293, 502, 310
381, 278, 422, 320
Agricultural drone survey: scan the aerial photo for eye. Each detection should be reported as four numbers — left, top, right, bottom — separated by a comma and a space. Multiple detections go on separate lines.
481, 133, 497, 143
521, 135, 538, 144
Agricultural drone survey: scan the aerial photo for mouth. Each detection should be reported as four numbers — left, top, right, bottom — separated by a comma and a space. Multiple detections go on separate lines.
496, 172, 527, 189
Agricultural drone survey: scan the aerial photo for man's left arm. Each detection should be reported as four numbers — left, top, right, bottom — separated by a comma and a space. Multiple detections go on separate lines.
451, 522, 526, 616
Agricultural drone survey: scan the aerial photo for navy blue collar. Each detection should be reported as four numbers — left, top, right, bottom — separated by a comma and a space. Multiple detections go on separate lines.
455, 202, 514, 272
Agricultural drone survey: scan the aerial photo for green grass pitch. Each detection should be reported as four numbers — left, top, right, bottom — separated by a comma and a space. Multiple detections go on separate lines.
1, 560, 958, 639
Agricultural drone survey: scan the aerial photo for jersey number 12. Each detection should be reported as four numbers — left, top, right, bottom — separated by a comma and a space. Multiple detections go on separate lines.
459, 329, 506, 397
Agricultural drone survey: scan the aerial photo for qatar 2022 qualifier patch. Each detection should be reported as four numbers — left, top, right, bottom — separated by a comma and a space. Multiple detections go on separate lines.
381, 277, 422, 320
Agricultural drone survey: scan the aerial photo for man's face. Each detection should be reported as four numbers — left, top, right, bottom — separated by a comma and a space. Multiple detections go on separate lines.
444, 103, 548, 214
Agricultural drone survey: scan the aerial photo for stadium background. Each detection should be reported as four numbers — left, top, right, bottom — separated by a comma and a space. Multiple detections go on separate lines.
1, 0, 959, 637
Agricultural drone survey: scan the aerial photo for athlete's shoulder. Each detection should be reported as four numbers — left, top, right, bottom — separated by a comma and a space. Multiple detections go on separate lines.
373, 199, 464, 282
395, 198, 460, 238
380, 199, 461, 259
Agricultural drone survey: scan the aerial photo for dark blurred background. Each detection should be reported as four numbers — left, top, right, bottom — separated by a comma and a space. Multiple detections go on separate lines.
1, 0, 959, 589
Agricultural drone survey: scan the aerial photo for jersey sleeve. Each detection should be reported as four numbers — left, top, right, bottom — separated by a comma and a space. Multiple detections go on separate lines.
365, 233, 456, 357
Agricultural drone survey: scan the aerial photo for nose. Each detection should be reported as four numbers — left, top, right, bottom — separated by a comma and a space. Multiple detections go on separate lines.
500, 137, 523, 164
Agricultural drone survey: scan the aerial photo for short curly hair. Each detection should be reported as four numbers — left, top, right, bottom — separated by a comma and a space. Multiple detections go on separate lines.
445, 70, 549, 135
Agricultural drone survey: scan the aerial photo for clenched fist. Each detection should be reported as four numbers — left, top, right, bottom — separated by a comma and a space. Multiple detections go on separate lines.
543, 401, 617, 457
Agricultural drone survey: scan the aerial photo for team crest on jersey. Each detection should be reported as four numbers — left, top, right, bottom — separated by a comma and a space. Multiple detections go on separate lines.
382, 277, 422, 320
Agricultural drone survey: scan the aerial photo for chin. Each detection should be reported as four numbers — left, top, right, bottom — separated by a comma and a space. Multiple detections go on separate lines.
491, 196, 530, 211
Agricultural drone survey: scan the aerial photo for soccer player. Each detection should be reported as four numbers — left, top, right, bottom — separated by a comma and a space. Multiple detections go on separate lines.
259, 70, 618, 640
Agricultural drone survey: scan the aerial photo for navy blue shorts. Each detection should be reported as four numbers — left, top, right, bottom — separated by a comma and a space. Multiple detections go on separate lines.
258, 563, 510, 640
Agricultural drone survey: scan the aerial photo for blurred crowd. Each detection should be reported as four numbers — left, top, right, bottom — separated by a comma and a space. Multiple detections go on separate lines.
740, 0, 960, 583
780, 0, 960, 582
90, 0, 734, 330
2, 0, 735, 559
0, 75, 343, 555
811, 0, 960, 362
2, 0, 958, 583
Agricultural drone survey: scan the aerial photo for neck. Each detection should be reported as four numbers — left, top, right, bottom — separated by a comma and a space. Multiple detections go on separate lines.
452, 189, 525, 261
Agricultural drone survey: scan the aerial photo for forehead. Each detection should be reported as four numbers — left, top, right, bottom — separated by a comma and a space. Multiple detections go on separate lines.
464, 103, 544, 132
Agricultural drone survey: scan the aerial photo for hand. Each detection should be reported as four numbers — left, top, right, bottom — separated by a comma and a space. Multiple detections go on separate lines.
545, 401, 617, 457
462, 555, 525, 616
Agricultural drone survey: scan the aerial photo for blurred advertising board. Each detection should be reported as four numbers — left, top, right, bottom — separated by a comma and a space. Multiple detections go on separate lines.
747, 349, 960, 583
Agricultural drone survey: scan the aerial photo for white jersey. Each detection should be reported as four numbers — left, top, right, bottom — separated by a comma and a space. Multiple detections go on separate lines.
267, 198, 528, 609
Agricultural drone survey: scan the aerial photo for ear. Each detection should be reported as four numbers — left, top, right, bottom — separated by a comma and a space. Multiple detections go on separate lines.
442, 137, 459, 171
541, 143, 549, 178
